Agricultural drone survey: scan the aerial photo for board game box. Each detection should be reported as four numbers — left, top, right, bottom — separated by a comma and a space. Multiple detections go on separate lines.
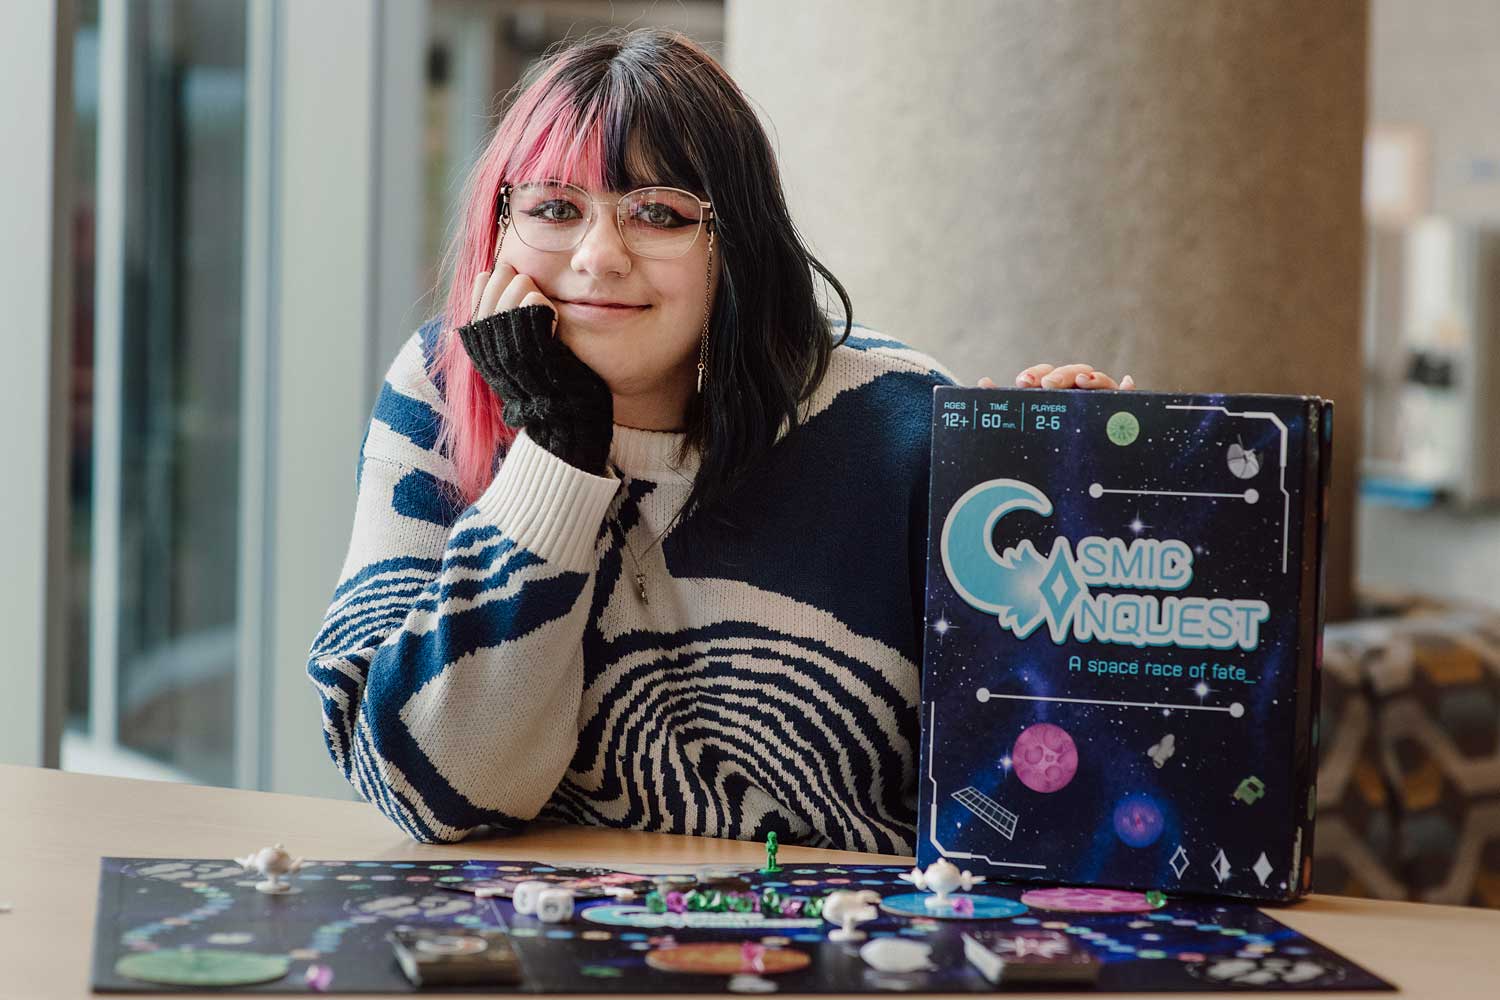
917, 387, 1333, 902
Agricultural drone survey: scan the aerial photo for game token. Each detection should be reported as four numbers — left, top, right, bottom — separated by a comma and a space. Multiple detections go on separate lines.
897, 859, 985, 906
822, 890, 881, 942
760, 832, 782, 874
234, 844, 304, 894
1145, 890, 1168, 908
304, 963, 334, 991
859, 938, 935, 973
1020, 887, 1156, 913
115, 949, 291, 987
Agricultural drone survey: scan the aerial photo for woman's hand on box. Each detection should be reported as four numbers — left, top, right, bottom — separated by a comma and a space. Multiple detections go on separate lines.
976, 364, 1136, 391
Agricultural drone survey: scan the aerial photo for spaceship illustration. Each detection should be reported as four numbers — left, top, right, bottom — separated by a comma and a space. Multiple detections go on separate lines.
1227, 438, 1261, 479
1148, 733, 1176, 768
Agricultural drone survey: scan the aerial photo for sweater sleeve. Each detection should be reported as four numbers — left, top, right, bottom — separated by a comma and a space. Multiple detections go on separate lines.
306, 339, 619, 843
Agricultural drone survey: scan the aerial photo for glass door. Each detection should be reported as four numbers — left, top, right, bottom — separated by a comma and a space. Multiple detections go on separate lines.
65, 0, 248, 785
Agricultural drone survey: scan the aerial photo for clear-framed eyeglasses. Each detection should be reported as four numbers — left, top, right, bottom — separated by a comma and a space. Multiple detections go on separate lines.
498, 180, 714, 260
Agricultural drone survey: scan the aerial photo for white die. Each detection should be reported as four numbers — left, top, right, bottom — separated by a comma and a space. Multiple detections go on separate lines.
511, 880, 552, 916
535, 887, 574, 924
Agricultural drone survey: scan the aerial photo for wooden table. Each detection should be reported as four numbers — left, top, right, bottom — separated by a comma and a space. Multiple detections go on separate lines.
3, 764, 1493, 998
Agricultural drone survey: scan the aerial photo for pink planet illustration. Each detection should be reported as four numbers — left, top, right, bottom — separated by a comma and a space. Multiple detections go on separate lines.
1011, 723, 1078, 793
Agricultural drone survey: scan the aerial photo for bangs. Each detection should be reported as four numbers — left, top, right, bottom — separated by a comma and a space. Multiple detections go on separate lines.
439, 27, 847, 516
505, 65, 707, 196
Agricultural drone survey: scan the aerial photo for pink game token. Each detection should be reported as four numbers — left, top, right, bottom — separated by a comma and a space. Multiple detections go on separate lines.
304, 964, 334, 992
1019, 888, 1156, 913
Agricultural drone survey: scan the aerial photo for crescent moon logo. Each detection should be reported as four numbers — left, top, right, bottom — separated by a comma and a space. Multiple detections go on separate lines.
939, 479, 1084, 640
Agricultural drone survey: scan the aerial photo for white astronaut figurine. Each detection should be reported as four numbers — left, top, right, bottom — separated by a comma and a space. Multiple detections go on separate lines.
235, 844, 305, 894
822, 889, 882, 942
898, 859, 984, 908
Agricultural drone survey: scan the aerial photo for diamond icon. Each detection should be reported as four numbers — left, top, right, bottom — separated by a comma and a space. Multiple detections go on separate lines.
1211, 849, 1232, 884
1252, 851, 1274, 886
1039, 555, 1083, 622
1169, 845, 1190, 879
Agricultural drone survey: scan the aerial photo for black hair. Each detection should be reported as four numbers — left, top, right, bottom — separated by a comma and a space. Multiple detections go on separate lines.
508, 28, 853, 523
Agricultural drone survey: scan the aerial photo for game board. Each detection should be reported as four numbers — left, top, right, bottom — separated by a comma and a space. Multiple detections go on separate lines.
91, 858, 1392, 993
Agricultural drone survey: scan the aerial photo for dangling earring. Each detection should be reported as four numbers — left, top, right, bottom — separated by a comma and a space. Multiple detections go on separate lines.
470, 184, 511, 326
697, 226, 715, 394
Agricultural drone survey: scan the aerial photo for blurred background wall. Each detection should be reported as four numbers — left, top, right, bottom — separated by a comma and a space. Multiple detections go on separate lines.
728, 0, 1369, 623
4, 1, 1499, 898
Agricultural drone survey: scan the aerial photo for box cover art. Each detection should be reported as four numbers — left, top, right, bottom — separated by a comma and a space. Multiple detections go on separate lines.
916, 387, 1333, 902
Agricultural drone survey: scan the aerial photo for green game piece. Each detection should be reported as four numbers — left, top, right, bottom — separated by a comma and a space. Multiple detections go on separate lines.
726, 892, 755, 914
684, 889, 707, 911
703, 890, 726, 912
759, 831, 782, 874
1145, 890, 1167, 909
645, 891, 666, 914
803, 896, 825, 920
759, 888, 783, 915
115, 949, 290, 988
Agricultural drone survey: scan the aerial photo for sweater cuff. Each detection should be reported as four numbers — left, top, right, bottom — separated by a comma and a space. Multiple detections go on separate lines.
470, 430, 620, 572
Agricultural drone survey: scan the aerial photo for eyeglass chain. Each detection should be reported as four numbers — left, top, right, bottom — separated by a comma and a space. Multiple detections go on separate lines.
618, 225, 711, 604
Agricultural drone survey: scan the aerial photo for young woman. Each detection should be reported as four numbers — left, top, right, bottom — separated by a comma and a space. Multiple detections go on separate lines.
307, 29, 1130, 853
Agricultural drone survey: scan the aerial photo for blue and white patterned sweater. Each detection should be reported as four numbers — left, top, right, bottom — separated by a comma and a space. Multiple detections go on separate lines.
307, 318, 956, 854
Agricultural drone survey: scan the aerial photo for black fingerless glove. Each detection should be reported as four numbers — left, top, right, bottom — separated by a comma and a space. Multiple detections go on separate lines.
457, 304, 614, 474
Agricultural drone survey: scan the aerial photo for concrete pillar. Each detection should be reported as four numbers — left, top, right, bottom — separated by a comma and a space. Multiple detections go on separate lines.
727, 0, 1367, 620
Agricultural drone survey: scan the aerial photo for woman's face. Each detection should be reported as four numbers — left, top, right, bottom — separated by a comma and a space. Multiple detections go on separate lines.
495, 180, 719, 421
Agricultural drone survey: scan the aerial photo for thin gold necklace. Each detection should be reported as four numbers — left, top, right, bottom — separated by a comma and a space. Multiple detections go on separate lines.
609, 464, 689, 605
